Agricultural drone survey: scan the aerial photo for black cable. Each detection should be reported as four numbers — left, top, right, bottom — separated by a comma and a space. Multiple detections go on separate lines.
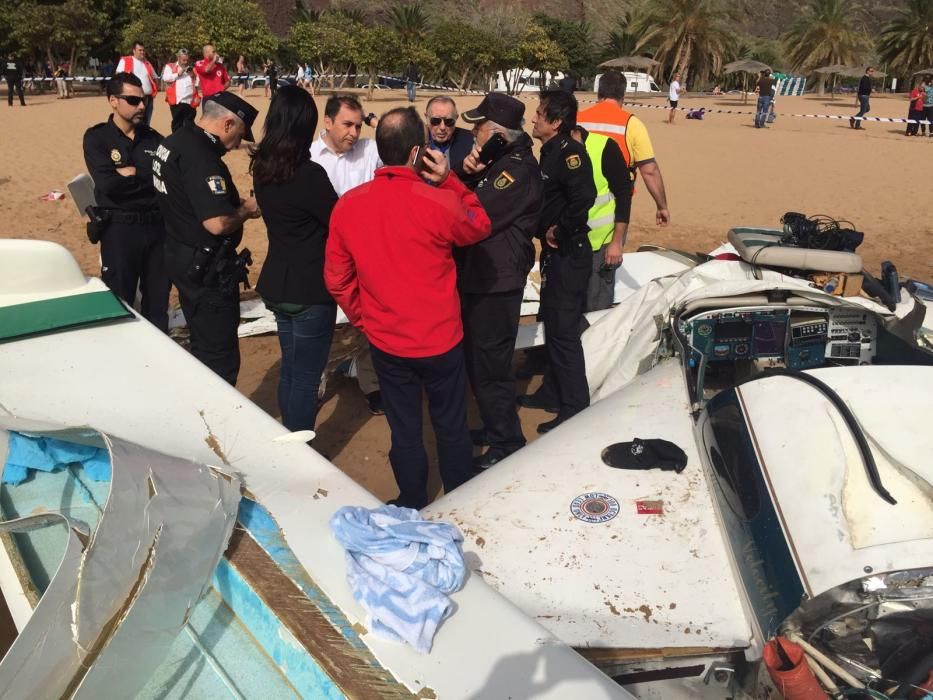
738, 368, 897, 505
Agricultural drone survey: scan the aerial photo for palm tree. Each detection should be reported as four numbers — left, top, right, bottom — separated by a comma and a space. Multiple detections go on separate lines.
783, 0, 870, 93
877, 0, 933, 77
388, 4, 429, 44
635, 0, 736, 86
603, 10, 643, 61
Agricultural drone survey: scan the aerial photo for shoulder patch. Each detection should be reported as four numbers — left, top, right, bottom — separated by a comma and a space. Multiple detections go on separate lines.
494, 171, 515, 190
565, 154, 582, 170
206, 175, 228, 195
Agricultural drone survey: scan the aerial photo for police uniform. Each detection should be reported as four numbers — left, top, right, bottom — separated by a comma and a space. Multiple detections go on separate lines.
535, 132, 596, 431
4, 56, 25, 106
82, 116, 170, 331
457, 123, 542, 464
153, 122, 244, 384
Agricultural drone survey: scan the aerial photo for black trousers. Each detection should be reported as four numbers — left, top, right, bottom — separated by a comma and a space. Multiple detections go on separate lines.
540, 247, 591, 417
462, 289, 525, 454
6, 77, 24, 105
142, 95, 154, 126
370, 342, 473, 509
165, 241, 241, 386
100, 219, 170, 332
170, 103, 196, 133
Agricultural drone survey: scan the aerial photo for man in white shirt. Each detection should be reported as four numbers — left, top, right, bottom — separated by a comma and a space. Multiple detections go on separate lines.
118, 41, 159, 126
161, 48, 199, 133
309, 94, 381, 196
668, 73, 684, 124
310, 94, 385, 414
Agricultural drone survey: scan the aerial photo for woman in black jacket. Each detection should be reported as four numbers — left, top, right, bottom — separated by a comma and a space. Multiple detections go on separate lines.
251, 85, 339, 434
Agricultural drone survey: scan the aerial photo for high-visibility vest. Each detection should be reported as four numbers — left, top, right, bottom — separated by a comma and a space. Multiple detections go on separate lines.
584, 132, 615, 251
118, 56, 159, 96
163, 63, 200, 107
577, 101, 633, 168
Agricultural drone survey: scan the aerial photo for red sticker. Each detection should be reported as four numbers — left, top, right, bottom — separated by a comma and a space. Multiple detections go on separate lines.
636, 500, 664, 515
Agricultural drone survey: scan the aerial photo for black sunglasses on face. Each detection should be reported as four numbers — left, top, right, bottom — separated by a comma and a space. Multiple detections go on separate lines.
429, 117, 456, 127
115, 94, 144, 107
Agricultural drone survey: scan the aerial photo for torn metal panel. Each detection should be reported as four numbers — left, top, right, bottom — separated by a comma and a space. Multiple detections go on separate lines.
0, 425, 241, 699
0, 513, 86, 699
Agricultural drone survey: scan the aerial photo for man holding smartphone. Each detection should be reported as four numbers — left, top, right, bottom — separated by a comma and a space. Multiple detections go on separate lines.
162, 49, 200, 133
325, 107, 491, 509
457, 93, 543, 469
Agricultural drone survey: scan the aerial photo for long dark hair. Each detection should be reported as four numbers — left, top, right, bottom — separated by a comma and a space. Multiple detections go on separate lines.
250, 85, 317, 186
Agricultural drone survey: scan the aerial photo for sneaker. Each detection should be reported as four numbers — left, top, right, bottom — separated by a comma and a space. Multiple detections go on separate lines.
366, 390, 385, 416
472, 449, 512, 471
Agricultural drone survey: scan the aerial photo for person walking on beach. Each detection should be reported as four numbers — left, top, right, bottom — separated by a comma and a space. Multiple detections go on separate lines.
4, 54, 25, 106
668, 73, 683, 124
907, 80, 926, 137
754, 69, 775, 129
924, 78, 933, 138
850, 66, 874, 130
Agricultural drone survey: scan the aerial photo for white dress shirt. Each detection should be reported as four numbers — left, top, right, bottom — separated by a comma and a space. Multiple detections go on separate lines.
309, 132, 382, 196
161, 63, 195, 104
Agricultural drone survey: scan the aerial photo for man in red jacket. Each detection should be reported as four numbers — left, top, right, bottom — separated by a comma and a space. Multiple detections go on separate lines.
325, 107, 491, 509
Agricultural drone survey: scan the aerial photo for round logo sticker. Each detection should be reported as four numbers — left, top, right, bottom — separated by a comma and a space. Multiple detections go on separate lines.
571, 492, 620, 524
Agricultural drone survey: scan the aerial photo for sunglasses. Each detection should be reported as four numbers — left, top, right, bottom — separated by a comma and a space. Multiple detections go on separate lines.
115, 94, 145, 107
429, 117, 456, 127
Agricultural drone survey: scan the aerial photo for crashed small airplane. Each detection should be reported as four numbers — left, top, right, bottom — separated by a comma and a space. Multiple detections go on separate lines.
0, 226, 931, 699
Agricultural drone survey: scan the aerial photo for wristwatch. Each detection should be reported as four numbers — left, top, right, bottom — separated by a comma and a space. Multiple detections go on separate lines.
363, 113, 376, 127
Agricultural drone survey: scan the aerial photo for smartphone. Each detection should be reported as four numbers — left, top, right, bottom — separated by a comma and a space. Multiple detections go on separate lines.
478, 133, 508, 166
412, 146, 436, 173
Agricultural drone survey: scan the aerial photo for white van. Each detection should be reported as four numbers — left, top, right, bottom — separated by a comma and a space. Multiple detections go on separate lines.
593, 71, 661, 94
494, 68, 566, 94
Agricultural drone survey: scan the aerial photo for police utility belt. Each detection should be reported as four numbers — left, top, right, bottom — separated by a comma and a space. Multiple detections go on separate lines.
85, 207, 162, 244
184, 238, 253, 296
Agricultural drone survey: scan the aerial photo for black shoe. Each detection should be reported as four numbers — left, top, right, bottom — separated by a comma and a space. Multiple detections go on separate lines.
387, 496, 426, 510
849, 117, 855, 128
366, 390, 385, 416
517, 394, 559, 413
473, 449, 511, 471
537, 415, 571, 434
470, 428, 489, 447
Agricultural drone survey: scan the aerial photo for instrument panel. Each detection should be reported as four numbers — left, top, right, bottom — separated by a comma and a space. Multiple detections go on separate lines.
683, 306, 876, 371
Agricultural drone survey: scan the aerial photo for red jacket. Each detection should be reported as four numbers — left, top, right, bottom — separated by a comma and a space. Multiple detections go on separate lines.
325, 167, 491, 358
195, 59, 230, 97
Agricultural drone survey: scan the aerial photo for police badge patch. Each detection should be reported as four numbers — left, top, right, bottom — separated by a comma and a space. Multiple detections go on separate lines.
565, 154, 581, 170
494, 171, 515, 190
110, 149, 121, 163
206, 175, 227, 195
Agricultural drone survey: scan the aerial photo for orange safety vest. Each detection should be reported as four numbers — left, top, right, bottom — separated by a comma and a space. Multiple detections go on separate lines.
577, 101, 633, 168
163, 63, 200, 107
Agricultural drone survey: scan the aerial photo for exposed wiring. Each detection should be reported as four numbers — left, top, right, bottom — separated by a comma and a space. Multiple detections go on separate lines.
807, 594, 933, 644
787, 632, 865, 690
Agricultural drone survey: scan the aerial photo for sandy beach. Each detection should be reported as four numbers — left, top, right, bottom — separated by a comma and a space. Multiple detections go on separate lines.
2, 85, 930, 502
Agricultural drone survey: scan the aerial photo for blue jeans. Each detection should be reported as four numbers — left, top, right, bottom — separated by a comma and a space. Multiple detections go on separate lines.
854, 95, 870, 126
406, 80, 416, 102
755, 95, 772, 128
274, 304, 337, 432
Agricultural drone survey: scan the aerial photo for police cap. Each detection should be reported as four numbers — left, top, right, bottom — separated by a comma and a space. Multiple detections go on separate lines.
205, 92, 259, 142
462, 93, 525, 130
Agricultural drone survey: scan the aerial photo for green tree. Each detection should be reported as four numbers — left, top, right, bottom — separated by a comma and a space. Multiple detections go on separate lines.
194, 0, 277, 61
431, 20, 498, 92
534, 14, 596, 80
635, 0, 736, 86
388, 3, 429, 43
354, 25, 401, 98
288, 13, 357, 90
877, 0, 933, 78
15, 0, 108, 68
783, 0, 870, 93
603, 11, 642, 62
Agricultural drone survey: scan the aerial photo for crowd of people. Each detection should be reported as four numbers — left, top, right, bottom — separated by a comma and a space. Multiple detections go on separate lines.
80, 53, 672, 508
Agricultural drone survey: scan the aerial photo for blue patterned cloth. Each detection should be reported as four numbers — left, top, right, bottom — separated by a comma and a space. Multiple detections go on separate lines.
3, 432, 111, 485
330, 505, 465, 653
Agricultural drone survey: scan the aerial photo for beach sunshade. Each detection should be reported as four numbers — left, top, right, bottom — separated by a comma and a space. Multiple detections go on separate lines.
813, 64, 848, 74
599, 56, 660, 70
723, 59, 772, 75
912, 68, 933, 75
838, 66, 886, 78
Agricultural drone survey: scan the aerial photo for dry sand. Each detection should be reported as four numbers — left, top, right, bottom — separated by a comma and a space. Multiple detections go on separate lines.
2, 85, 931, 503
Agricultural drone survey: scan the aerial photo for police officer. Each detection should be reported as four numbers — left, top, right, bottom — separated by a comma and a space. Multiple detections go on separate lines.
456, 93, 542, 469
5, 53, 25, 106
153, 92, 260, 385
521, 90, 596, 434
82, 72, 169, 331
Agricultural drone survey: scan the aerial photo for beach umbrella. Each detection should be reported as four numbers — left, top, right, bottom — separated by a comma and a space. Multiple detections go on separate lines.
724, 60, 773, 104
912, 68, 933, 75
598, 56, 661, 98
837, 66, 886, 78
813, 64, 848, 99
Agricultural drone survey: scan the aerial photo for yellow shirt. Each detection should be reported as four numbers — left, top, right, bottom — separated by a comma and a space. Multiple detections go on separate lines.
625, 115, 655, 166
